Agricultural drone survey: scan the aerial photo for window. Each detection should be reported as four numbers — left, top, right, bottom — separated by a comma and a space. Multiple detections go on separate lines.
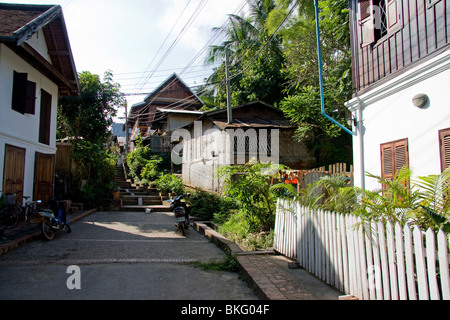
12, 71, 36, 114
39, 90, 52, 145
358, 0, 402, 47
380, 138, 409, 180
439, 128, 450, 172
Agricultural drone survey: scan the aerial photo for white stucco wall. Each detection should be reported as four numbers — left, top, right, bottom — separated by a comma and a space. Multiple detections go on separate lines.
346, 49, 450, 191
0, 42, 59, 200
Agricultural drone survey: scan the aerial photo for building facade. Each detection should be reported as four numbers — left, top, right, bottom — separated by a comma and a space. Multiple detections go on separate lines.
0, 4, 79, 202
345, 0, 450, 190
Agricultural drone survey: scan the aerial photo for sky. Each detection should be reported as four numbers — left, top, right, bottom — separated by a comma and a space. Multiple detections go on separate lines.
6, 0, 249, 119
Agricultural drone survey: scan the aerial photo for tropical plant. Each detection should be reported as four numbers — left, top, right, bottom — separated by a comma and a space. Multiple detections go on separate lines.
71, 140, 118, 208
271, 174, 356, 212
355, 166, 450, 232
216, 162, 283, 232
277, 0, 353, 165
186, 189, 239, 222
125, 135, 163, 183
413, 168, 450, 232
203, 0, 286, 107
155, 173, 184, 195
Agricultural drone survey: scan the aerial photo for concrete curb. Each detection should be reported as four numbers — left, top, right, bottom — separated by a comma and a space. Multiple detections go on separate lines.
0, 209, 96, 257
192, 221, 284, 300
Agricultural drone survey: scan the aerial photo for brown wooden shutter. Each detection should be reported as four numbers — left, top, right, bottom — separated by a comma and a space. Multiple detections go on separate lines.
381, 138, 409, 180
439, 128, 450, 172
39, 90, 52, 145
12, 71, 27, 114
24, 81, 36, 114
359, 0, 375, 47
12, 71, 36, 114
386, 0, 401, 32
381, 144, 394, 180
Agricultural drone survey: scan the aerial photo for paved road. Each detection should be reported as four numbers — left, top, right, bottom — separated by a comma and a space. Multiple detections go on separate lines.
0, 210, 258, 300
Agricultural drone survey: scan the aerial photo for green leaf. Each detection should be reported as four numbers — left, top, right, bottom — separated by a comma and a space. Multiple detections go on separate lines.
421, 205, 447, 227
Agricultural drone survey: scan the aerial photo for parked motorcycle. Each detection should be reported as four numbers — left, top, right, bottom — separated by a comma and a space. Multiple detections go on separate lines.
167, 194, 190, 236
38, 198, 71, 241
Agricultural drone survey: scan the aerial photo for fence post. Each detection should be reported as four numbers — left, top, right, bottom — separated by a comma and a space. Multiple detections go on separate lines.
426, 228, 440, 300
438, 230, 450, 299
413, 226, 429, 300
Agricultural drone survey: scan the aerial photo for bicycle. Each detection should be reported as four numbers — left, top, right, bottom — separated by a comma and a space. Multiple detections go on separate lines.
0, 194, 44, 229
0, 193, 21, 229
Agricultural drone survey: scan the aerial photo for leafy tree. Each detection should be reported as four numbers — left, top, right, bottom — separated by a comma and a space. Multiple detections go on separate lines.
276, 0, 353, 165
203, 0, 286, 107
57, 70, 125, 208
58, 70, 125, 144
70, 140, 117, 208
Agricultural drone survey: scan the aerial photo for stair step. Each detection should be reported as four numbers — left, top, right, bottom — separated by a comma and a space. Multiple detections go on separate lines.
119, 205, 171, 212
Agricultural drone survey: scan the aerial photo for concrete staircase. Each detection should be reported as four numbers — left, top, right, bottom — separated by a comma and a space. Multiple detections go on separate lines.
114, 165, 170, 212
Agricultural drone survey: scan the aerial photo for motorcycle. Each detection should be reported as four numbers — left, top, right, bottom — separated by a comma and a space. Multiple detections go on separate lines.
167, 194, 190, 236
38, 198, 71, 241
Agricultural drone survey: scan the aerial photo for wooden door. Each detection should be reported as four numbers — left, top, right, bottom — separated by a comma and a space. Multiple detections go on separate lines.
3, 145, 26, 202
34, 152, 55, 202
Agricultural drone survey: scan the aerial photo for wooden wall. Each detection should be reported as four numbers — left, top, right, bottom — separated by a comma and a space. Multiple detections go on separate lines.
350, 0, 450, 94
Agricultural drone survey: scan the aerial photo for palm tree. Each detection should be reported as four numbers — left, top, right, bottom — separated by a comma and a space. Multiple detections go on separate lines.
202, 0, 285, 107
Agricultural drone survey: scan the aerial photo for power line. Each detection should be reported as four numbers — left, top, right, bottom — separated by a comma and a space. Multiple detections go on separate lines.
131, 0, 210, 96
132, 0, 193, 94
123, 1, 250, 123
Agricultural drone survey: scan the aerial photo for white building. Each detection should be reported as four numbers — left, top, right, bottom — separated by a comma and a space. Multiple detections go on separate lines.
345, 0, 450, 190
0, 4, 79, 202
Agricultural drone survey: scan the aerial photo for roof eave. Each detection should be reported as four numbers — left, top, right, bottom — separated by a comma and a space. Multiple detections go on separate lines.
13, 5, 61, 46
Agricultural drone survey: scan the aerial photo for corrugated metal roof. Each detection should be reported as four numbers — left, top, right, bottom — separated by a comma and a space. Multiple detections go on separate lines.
211, 117, 294, 130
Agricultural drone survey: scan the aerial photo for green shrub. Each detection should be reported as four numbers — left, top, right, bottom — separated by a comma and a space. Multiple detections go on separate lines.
155, 173, 184, 194
187, 189, 238, 221
71, 140, 117, 208
216, 163, 283, 232
141, 158, 162, 181
218, 211, 274, 251
125, 135, 163, 183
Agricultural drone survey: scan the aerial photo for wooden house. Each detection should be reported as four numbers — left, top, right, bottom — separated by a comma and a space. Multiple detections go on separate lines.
0, 3, 79, 203
127, 73, 203, 151
179, 101, 316, 192
345, 0, 450, 190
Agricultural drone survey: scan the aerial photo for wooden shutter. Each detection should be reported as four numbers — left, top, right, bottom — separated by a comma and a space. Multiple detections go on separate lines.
359, 0, 375, 47
12, 71, 36, 114
439, 128, 450, 172
12, 71, 27, 114
39, 90, 52, 145
386, 0, 401, 32
381, 138, 409, 180
24, 81, 36, 114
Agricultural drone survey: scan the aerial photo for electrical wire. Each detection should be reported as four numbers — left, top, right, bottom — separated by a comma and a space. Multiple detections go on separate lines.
131, 0, 210, 96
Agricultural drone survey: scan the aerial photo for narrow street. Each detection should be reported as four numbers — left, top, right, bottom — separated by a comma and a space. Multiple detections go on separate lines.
0, 210, 258, 300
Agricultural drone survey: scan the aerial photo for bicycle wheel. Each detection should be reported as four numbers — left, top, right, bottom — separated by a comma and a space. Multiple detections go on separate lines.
0, 206, 19, 229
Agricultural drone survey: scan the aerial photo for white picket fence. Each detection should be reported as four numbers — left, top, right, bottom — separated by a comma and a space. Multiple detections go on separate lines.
273, 198, 450, 300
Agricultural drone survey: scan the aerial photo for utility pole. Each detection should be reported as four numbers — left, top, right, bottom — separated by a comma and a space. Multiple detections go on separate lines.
225, 45, 232, 124
124, 102, 129, 155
